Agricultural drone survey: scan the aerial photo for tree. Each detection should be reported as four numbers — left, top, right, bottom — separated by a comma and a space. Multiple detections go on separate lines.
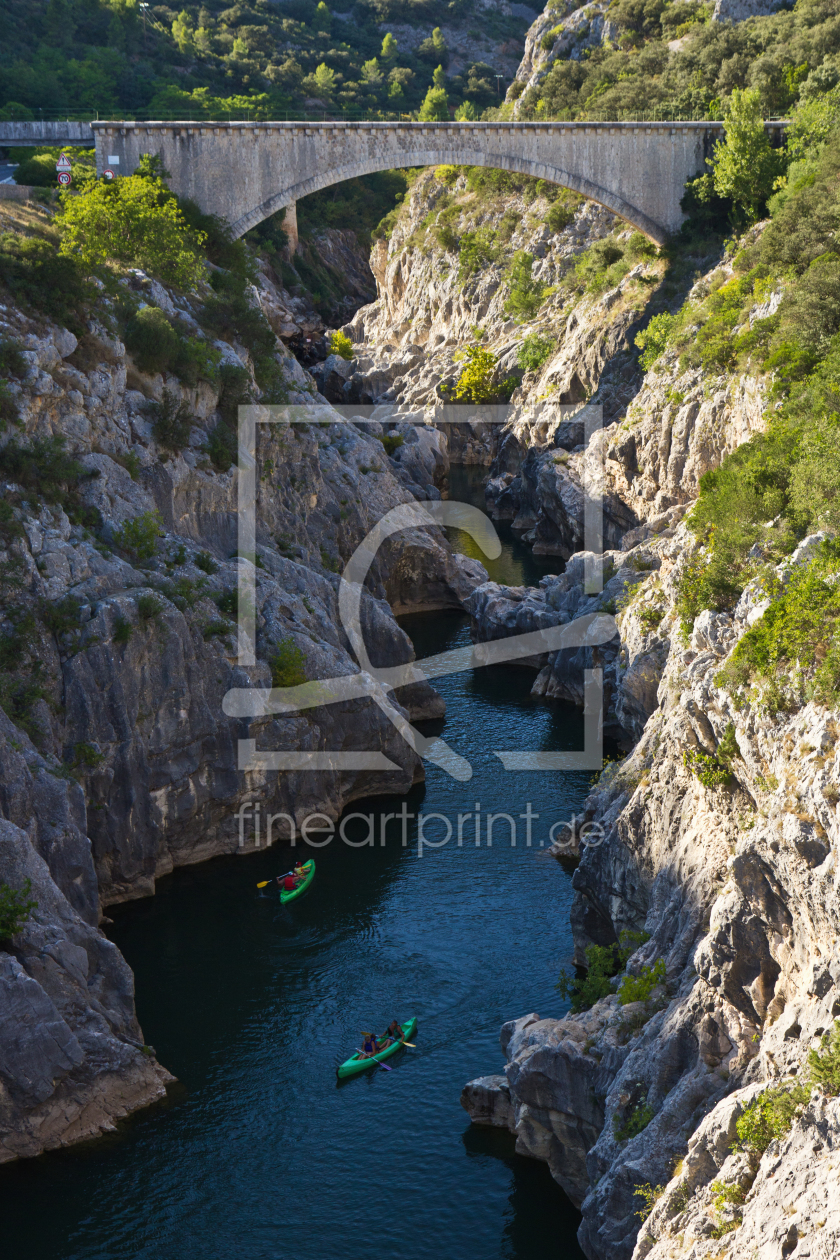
419, 85, 449, 121
432, 64, 446, 90
504, 251, 545, 321
362, 58, 383, 88
59, 176, 207, 289
313, 62, 336, 101
172, 11, 195, 54
313, 1, 331, 31
712, 87, 785, 223
381, 32, 398, 63
453, 344, 510, 403
455, 102, 477, 121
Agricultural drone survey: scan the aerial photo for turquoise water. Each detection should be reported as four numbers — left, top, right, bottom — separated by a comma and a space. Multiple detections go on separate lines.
3, 471, 592, 1260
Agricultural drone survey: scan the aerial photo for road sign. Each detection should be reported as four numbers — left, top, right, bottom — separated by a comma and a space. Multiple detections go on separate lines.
57, 171, 72, 186
103, 168, 116, 181
56, 153, 71, 172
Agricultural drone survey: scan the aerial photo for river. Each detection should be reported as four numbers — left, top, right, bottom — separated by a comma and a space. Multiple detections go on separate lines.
5, 466, 590, 1260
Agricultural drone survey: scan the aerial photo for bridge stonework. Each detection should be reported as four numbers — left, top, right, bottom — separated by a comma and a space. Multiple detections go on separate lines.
90, 120, 735, 245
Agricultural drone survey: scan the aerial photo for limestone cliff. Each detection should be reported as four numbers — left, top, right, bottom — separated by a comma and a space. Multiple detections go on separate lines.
451, 220, 840, 1257
0, 202, 482, 1159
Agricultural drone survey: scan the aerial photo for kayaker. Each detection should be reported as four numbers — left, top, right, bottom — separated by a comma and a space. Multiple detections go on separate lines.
381, 1019, 403, 1047
360, 1032, 379, 1058
276, 870, 300, 892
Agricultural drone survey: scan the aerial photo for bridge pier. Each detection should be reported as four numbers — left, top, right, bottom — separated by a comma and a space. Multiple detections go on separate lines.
283, 201, 299, 256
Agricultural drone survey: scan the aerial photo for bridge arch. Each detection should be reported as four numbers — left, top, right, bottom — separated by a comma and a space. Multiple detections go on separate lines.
231, 149, 668, 245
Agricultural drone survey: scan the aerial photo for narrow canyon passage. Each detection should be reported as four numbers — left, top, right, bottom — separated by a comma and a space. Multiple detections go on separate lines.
4, 470, 589, 1260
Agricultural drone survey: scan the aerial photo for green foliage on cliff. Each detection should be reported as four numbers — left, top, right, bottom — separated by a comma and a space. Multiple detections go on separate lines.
635, 312, 675, 371
556, 929, 650, 1012
617, 957, 666, 1004
515, 0, 840, 123
712, 87, 786, 224
0, 877, 37, 940
59, 173, 207, 290
675, 108, 840, 662
718, 541, 840, 711
683, 724, 740, 786
113, 511, 164, 563
504, 251, 546, 322
270, 637, 307, 688
614, 1097, 655, 1142
450, 344, 515, 404
734, 1081, 810, 1154
808, 1019, 840, 1095
517, 332, 554, 373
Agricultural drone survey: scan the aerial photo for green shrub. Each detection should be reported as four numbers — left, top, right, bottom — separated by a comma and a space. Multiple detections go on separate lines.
215, 588, 238, 617
683, 746, 732, 788
72, 742, 104, 770
808, 1019, 840, 1095
638, 603, 666, 632
636, 312, 675, 371
574, 237, 626, 293
269, 637, 307, 687
203, 619, 233, 640
0, 232, 95, 333
556, 929, 650, 1012
329, 330, 354, 360
617, 957, 666, 1004
112, 615, 132, 645
0, 877, 37, 940
545, 201, 575, 233
712, 87, 785, 224
114, 511, 164, 562
41, 594, 82, 637
452, 344, 514, 404
147, 389, 193, 452
378, 433, 404, 455
717, 542, 840, 709
458, 228, 500, 285
734, 1082, 809, 1154
124, 307, 179, 376
614, 1098, 655, 1142
634, 1182, 665, 1222
436, 222, 459, 252
59, 174, 207, 289
517, 332, 554, 373
0, 436, 93, 518
0, 338, 27, 380
194, 550, 218, 574
136, 593, 162, 621
504, 251, 546, 321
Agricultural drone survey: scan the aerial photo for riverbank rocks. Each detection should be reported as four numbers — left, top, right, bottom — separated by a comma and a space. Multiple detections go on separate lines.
0, 806, 172, 1163
460, 1075, 515, 1128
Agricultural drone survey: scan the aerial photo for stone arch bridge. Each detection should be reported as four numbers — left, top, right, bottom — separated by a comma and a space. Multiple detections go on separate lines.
87, 119, 781, 248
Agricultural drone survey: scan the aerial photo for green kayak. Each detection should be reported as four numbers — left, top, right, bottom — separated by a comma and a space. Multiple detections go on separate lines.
337, 1018, 417, 1079
279, 859, 315, 904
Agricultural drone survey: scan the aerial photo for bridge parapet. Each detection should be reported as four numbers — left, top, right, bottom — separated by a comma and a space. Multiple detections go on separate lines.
0, 120, 95, 147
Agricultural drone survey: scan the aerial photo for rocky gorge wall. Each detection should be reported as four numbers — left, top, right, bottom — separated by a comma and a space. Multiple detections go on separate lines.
403, 225, 840, 1258
0, 202, 485, 1161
